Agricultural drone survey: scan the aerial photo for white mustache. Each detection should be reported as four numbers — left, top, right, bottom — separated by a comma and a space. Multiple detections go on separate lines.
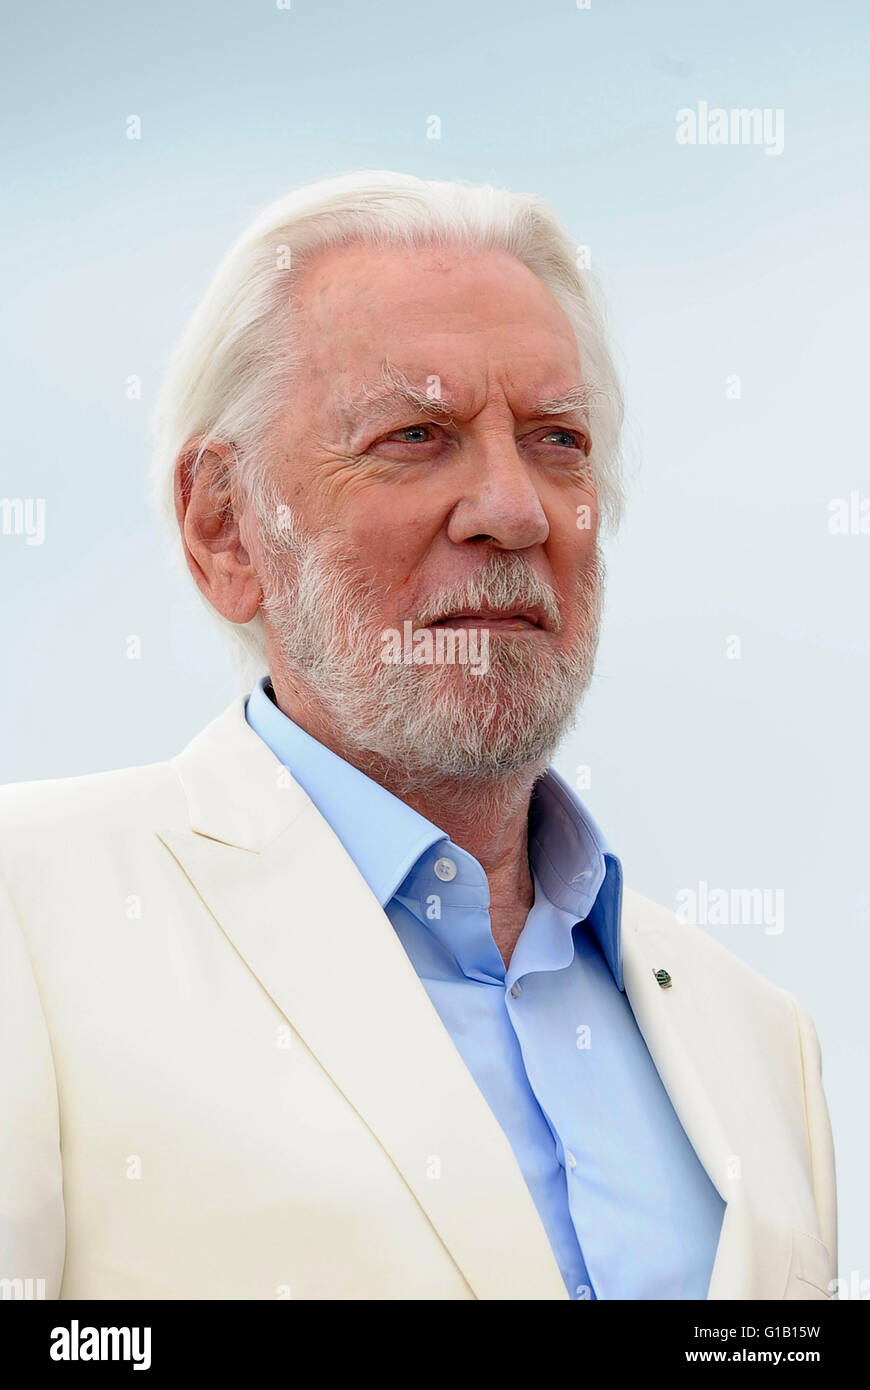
415, 556, 562, 632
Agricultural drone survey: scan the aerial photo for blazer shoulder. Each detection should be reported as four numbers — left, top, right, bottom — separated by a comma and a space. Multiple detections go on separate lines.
622, 883, 795, 1008
0, 701, 248, 886
0, 756, 187, 865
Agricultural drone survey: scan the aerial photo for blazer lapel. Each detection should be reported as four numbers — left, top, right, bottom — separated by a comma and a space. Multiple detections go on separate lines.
159, 698, 569, 1302
620, 891, 791, 1299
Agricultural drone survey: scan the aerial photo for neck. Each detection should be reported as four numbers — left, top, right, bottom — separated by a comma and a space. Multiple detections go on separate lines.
267, 669, 542, 963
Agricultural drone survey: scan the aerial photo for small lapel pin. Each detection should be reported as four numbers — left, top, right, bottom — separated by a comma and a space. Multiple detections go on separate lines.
653, 968, 672, 989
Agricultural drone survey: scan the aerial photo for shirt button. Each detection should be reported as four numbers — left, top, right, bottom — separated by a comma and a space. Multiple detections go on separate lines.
433, 857, 457, 882
566, 1150, 577, 1170
510, 982, 522, 998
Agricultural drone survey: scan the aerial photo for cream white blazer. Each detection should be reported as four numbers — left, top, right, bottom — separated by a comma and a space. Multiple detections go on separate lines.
0, 698, 837, 1300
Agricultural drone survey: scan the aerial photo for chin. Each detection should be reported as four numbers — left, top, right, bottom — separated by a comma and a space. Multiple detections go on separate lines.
365, 676, 581, 782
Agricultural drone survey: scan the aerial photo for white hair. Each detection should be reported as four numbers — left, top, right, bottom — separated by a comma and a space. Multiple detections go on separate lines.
150, 169, 625, 688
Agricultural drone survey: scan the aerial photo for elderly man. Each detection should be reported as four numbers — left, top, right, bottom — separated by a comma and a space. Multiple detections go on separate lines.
0, 171, 835, 1302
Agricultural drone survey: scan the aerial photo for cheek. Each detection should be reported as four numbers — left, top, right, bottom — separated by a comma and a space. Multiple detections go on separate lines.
552, 493, 599, 561
563, 477, 599, 539
546, 503, 600, 615
345, 501, 441, 590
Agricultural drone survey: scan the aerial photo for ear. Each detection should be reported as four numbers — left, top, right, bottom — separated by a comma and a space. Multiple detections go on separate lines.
173, 438, 262, 624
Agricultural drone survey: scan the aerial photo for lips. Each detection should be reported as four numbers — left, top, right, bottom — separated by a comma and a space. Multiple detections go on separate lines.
428, 607, 546, 631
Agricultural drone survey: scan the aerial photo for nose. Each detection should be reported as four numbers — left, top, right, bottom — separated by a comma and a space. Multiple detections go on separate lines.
446, 437, 550, 551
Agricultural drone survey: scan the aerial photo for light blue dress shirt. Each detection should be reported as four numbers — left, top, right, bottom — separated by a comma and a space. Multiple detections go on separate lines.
246, 676, 725, 1299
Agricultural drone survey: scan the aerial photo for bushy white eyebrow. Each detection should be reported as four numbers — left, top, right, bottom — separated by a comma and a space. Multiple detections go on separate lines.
533, 385, 596, 420
338, 358, 597, 431
339, 359, 457, 425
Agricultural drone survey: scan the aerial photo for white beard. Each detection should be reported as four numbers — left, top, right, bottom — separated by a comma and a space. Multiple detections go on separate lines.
256, 495, 604, 788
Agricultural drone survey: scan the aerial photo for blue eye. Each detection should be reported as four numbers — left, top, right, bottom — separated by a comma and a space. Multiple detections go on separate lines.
542, 429, 583, 449
391, 425, 433, 443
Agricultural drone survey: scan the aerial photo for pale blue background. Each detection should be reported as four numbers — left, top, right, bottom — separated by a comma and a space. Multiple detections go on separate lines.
2, 0, 867, 1287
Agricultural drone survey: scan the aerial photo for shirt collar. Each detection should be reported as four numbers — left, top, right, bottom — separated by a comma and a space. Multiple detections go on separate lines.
528, 767, 623, 988
245, 675, 623, 987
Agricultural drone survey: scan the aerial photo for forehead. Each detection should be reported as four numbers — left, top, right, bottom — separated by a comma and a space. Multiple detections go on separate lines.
291, 240, 583, 418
